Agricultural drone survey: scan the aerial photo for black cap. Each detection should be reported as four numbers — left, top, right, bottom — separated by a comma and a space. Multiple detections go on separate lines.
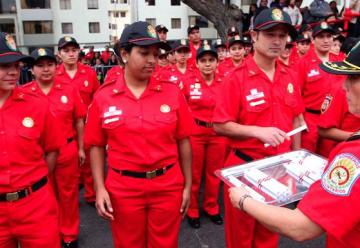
227, 26, 240, 36
155, 24, 168, 33
30, 48, 56, 64
119, 21, 169, 50
242, 36, 252, 45
253, 8, 297, 38
228, 35, 244, 48
187, 25, 199, 34
58, 36, 80, 50
320, 41, 360, 75
173, 39, 190, 51
299, 23, 312, 34
213, 39, 226, 49
312, 22, 335, 38
196, 41, 218, 60
158, 48, 168, 57
0, 32, 33, 64
296, 33, 311, 43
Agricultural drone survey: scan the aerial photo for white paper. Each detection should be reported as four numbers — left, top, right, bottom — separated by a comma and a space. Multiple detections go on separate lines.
284, 162, 315, 187
228, 175, 265, 202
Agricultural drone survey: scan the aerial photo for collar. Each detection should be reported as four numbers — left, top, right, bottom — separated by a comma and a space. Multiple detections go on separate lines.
12, 87, 27, 101
57, 62, 86, 76
111, 75, 164, 96
246, 56, 287, 78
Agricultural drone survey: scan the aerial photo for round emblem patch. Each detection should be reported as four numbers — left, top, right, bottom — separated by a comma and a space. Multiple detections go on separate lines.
22, 117, 34, 128
216, 39, 222, 45
160, 104, 171, 113
320, 22, 328, 29
287, 83, 294, 94
64, 36, 72, 42
271, 9, 284, 21
147, 25, 157, 38
5, 34, 17, 51
321, 95, 333, 113
38, 48, 47, 56
61, 95, 68, 104
322, 153, 360, 196
234, 35, 241, 40
84, 80, 89, 87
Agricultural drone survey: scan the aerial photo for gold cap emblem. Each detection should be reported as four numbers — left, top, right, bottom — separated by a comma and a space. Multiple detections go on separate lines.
22, 117, 34, 128
271, 8, 284, 21
64, 36, 72, 42
147, 25, 157, 38
5, 34, 17, 51
320, 22, 328, 29
38, 48, 47, 56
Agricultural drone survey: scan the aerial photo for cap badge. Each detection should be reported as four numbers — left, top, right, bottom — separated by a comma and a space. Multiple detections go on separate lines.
320, 22, 328, 29
234, 35, 241, 40
304, 34, 309, 39
204, 44, 211, 50
231, 27, 236, 32
5, 34, 17, 51
147, 25, 157, 38
61, 95, 68, 104
271, 8, 284, 21
216, 39, 222, 45
64, 36, 72, 42
22, 117, 34, 128
287, 83, 294, 94
160, 104, 171, 113
38, 48, 47, 56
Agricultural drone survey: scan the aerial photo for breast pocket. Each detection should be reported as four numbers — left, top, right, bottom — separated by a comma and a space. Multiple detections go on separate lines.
102, 117, 125, 130
17, 125, 41, 140
245, 98, 270, 113
154, 112, 177, 124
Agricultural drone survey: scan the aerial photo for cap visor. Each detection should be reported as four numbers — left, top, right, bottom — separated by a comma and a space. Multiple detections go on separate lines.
132, 39, 171, 50
33, 55, 57, 64
257, 22, 297, 39
0, 53, 34, 64
58, 42, 80, 49
313, 29, 335, 38
196, 50, 218, 60
320, 61, 360, 75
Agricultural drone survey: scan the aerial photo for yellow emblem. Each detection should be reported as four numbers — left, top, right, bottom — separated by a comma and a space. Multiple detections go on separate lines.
61, 95, 68, 104
320, 22, 328, 29
203, 44, 210, 50
271, 8, 284, 21
64, 36, 72, 42
22, 117, 34, 128
194, 83, 201, 89
147, 25, 157, 38
84, 80, 89, 87
287, 83, 294, 94
160, 104, 171, 113
38, 48, 47, 56
5, 34, 17, 51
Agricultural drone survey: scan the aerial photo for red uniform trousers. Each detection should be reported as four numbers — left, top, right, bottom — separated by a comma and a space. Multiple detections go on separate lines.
51, 140, 80, 242
301, 112, 319, 152
0, 183, 60, 248
224, 151, 278, 248
106, 164, 184, 248
79, 149, 95, 202
187, 133, 227, 218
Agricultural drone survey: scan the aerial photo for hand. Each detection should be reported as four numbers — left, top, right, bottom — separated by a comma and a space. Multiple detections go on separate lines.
95, 188, 114, 221
254, 127, 289, 147
180, 187, 190, 218
229, 187, 249, 209
78, 148, 86, 166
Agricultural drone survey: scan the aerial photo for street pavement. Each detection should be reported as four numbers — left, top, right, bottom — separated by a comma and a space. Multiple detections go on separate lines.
78, 188, 325, 248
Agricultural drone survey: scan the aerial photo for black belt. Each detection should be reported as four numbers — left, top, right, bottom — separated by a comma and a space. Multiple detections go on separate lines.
195, 118, 213, 128
305, 108, 321, 115
233, 149, 254, 162
67, 137, 74, 143
0, 176, 47, 202
111, 164, 174, 179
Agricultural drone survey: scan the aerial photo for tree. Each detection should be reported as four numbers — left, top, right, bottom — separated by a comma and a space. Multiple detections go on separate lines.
181, 0, 243, 39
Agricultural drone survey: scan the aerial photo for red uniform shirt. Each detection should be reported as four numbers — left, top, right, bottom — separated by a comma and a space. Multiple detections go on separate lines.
85, 51, 95, 61
213, 57, 304, 159
22, 81, 87, 139
298, 138, 360, 248
217, 57, 239, 77
188, 41, 201, 70
84, 76, 194, 171
0, 88, 64, 192
101, 51, 111, 64
104, 66, 123, 83
56, 63, 100, 107
317, 88, 360, 156
157, 64, 196, 89
296, 49, 345, 110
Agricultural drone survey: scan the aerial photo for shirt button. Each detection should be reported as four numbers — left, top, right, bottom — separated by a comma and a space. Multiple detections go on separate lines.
0, 131, 4, 135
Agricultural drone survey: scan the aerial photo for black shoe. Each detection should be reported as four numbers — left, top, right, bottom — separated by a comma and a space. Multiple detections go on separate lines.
62, 240, 78, 248
204, 212, 223, 225
187, 216, 201, 229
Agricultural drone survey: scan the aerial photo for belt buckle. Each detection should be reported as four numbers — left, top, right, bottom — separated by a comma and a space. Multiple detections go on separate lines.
146, 170, 157, 179
6, 192, 19, 202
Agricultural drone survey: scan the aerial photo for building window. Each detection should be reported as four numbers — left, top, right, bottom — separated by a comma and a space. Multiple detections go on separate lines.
120, 11, 126, 17
111, 24, 117, 30
21, 0, 50, 9
145, 18, 156, 27
61, 23, 73, 34
110, 0, 118, 3
87, 0, 98, 9
60, 0, 71, 9
189, 16, 209, 28
23, 21, 53, 34
145, 0, 155, 6
0, 0, 16, 14
171, 0, 180, 5
114, 11, 119, 17
120, 0, 128, 3
89, 22, 100, 33
0, 23, 15, 34
171, 18, 181, 29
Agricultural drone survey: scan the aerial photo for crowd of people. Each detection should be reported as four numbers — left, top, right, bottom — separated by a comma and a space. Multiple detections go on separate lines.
0, 4, 360, 248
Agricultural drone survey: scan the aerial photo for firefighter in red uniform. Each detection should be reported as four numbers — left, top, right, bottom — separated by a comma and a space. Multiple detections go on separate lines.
0, 33, 64, 248
184, 44, 227, 229
279, 36, 296, 67
56, 36, 100, 207
243, 36, 253, 57
213, 39, 227, 62
227, 26, 240, 39
213, 8, 304, 248
290, 33, 311, 65
22, 48, 87, 248
229, 42, 360, 248
155, 24, 168, 42
218, 35, 246, 77
84, 21, 193, 248
297, 22, 345, 152
187, 25, 202, 69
